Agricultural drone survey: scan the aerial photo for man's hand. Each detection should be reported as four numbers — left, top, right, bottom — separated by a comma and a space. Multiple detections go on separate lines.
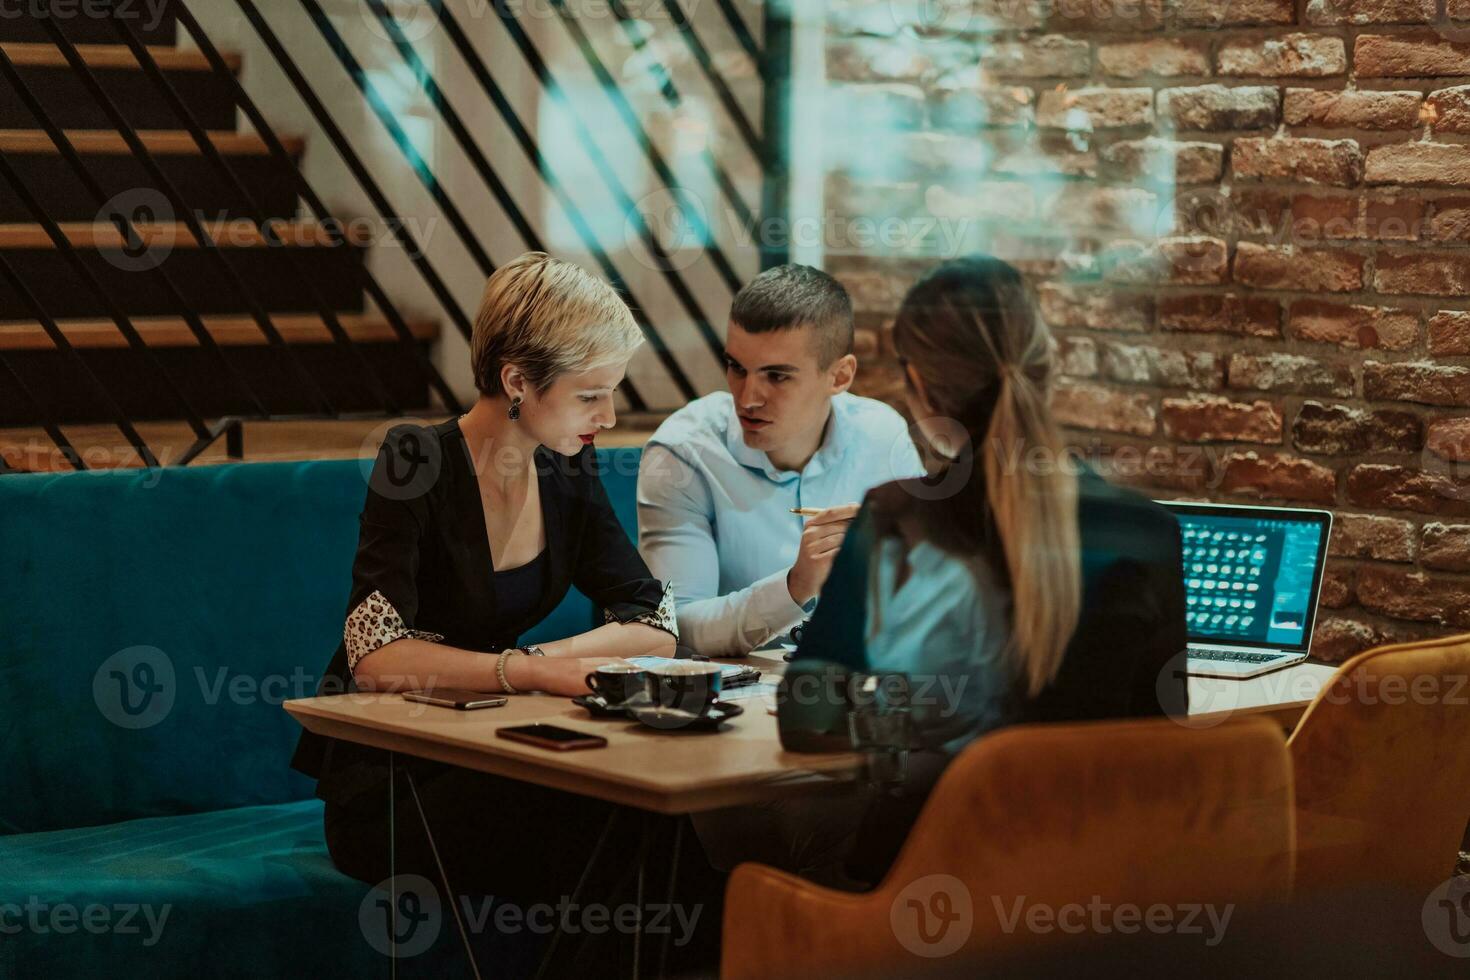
786, 503, 862, 605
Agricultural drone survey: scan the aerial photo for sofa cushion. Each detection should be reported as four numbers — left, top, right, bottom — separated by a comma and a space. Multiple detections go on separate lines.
0, 799, 529, 976
0, 448, 644, 834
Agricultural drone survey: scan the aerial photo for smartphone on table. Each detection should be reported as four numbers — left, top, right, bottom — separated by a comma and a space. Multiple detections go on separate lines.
497, 724, 608, 751
401, 689, 508, 710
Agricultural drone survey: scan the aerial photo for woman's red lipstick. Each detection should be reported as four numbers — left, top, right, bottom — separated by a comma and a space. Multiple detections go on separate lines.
579, 433, 596, 444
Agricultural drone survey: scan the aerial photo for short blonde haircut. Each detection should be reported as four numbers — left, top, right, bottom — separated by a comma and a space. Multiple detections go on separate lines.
470, 251, 643, 396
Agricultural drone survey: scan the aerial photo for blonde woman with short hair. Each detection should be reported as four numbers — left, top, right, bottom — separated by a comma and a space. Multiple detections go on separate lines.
293, 252, 680, 916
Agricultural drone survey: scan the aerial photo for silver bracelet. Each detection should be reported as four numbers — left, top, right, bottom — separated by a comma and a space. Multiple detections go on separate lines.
496, 650, 518, 694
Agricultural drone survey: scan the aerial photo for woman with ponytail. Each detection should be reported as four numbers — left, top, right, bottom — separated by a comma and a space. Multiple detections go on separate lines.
756, 254, 1190, 886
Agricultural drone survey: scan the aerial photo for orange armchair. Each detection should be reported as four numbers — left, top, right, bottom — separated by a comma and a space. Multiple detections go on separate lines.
1289, 631, 1470, 894
721, 716, 1294, 979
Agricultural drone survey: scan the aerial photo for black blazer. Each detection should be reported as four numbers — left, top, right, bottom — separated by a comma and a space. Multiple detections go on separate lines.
290, 419, 676, 804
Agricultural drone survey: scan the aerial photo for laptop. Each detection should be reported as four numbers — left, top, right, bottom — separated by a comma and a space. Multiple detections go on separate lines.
1159, 501, 1333, 679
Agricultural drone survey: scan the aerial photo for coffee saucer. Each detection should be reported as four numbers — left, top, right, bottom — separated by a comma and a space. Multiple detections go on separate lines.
626, 699, 743, 732
571, 693, 636, 718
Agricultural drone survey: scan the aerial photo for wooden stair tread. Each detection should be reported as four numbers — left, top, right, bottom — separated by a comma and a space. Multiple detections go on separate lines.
0, 219, 373, 249
0, 313, 439, 350
0, 415, 669, 471
1, 42, 239, 72
0, 129, 305, 156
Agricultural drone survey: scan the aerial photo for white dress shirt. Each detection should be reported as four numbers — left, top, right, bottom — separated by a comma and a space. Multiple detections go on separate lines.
636, 391, 926, 656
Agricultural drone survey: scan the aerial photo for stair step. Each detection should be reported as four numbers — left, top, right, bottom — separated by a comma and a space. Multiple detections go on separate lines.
0, 219, 369, 319
0, 43, 239, 129
0, 129, 304, 222
0, 6, 178, 45
0, 218, 371, 249
0, 313, 439, 351
0, 129, 303, 155
1, 42, 238, 71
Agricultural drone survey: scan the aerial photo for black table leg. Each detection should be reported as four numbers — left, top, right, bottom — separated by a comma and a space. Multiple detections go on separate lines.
404, 767, 484, 980
533, 807, 622, 980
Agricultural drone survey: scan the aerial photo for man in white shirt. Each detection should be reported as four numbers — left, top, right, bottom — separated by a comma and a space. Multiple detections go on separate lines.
636, 264, 925, 656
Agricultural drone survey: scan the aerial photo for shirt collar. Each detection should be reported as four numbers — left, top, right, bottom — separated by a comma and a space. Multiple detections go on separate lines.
723, 397, 843, 483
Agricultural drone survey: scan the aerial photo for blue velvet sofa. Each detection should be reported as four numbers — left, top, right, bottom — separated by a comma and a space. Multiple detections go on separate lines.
0, 448, 643, 977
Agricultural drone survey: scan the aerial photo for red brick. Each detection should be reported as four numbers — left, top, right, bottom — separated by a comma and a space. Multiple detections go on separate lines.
1354, 32, 1470, 77
931, 88, 1035, 131
1346, 463, 1470, 516
982, 36, 1092, 78
1046, 0, 1166, 32
1217, 34, 1347, 78
1044, 185, 1158, 231
1159, 85, 1280, 130
1363, 195, 1425, 242
1051, 381, 1157, 435
1356, 567, 1470, 627
1373, 249, 1470, 295
1318, 564, 1357, 608
1157, 293, 1281, 336
1101, 343, 1223, 389
1035, 87, 1154, 129
1228, 352, 1356, 397
1426, 85, 1470, 134
1426, 197, 1470, 244
1101, 138, 1224, 184
1453, 0, 1470, 17
1231, 137, 1363, 186
1288, 299, 1419, 350
1092, 442, 1215, 492
1097, 38, 1210, 78
1305, 0, 1436, 24
1422, 523, 1470, 571
1160, 394, 1283, 442
1328, 513, 1418, 561
827, 37, 932, 83
1218, 451, 1339, 503
1055, 336, 1099, 378
1310, 616, 1381, 661
1104, 237, 1230, 284
1427, 417, 1470, 461
1283, 88, 1423, 129
926, 180, 1037, 223
828, 256, 932, 314
1292, 401, 1423, 454
1233, 241, 1366, 292
1428, 310, 1470, 355
991, 142, 1098, 179
1279, 193, 1359, 242
1364, 142, 1470, 186
825, 175, 925, 223
1174, 0, 1294, 26
1037, 284, 1154, 332
1364, 361, 1470, 407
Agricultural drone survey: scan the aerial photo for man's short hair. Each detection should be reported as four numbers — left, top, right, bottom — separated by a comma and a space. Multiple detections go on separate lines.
728, 264, 854, 368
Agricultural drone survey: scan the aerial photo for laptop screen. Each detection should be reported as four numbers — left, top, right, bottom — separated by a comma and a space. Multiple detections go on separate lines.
1160, 502, 1333, 653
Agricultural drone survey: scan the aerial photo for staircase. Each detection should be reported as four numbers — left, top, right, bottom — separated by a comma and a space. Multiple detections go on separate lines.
0, 3, 442, 468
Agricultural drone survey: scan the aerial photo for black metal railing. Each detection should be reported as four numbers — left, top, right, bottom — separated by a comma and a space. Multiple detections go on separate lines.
0, 0, 789, 473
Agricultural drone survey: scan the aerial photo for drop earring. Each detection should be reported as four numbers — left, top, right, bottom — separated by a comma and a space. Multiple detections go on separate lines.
508, 397, 522, 421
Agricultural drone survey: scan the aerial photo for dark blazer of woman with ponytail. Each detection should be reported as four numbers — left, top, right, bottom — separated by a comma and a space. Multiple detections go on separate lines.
779, 255, 1189, 883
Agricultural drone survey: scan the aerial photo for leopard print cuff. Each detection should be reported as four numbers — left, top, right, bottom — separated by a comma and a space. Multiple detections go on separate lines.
345, 589, 445, 672
603, 580, 679, 641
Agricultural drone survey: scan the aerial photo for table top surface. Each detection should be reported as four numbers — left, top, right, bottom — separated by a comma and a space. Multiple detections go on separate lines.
285, 649, 1341, 814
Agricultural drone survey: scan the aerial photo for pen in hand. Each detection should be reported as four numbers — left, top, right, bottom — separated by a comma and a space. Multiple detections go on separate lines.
789, 507, 823, 517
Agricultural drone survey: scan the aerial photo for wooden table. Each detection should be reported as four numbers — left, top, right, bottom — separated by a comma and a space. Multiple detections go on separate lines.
1186, 660, 1340, 730
285, 649, 861, 815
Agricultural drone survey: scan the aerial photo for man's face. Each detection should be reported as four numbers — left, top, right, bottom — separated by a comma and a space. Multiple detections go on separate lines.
723, 321, 850, 459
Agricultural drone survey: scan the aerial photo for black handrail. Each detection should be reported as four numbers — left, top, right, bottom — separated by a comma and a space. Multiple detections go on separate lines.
714, 0, 763, 64
363, 0, 695, 404
35, 4, 341, 417
656, 0, 765, 162
105, 1, 412, 416
170, 0, 464, 415
0, 349, 86, 470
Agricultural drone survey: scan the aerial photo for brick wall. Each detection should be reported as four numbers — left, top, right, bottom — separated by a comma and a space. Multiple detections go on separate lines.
821, 0, 1470, 660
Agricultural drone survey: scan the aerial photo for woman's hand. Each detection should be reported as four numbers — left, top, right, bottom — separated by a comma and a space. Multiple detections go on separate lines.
504, 655, 630, 697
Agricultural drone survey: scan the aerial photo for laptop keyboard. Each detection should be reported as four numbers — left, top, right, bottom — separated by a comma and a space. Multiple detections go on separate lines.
1189, 650, 1285, 665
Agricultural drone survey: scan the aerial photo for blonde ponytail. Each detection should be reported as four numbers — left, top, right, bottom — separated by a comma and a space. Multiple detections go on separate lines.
983, 370, 1082, 697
